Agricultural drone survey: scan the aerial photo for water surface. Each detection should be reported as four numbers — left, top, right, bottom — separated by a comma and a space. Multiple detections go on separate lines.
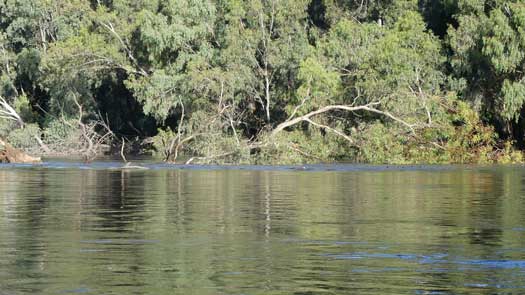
1, 163, 525, 294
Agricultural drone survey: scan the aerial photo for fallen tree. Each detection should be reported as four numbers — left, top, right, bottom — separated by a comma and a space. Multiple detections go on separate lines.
151, 97, 422, 164
0, 93, 116, 161
270, 102, 418, 138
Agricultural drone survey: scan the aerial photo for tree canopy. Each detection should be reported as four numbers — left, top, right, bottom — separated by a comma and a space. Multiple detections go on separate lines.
0, 0, 524, 164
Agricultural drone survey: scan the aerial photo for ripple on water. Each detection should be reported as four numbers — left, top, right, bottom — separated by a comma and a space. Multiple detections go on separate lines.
80, 239, 160, 245
60, 287, 91, 294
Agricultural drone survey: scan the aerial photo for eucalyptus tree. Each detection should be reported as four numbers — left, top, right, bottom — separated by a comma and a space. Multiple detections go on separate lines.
0, 0, 523, 163
448, 0, 525, 146
265, 9, 449, 162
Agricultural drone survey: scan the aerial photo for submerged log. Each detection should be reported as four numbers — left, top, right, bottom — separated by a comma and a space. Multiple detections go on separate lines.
0, 138, 41, 164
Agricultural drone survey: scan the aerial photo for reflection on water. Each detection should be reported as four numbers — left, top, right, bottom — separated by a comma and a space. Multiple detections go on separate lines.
1, 164, 525, 294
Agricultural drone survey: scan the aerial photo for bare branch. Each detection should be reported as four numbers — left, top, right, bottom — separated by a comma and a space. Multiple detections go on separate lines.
287, 87, 310, 121
271, 102, 416, 138
0, 95, 23, 126
120, 137, 128, 163
165, 99, 186, 162
287, 143, 324, 161
304, 118, 354, 143
185, 151, 236, 165
68, 95, 114, 162
99, 21, 148, 76
34, 135, 51, 153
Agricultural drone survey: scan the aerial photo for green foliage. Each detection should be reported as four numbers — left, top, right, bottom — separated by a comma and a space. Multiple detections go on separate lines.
440, 99, 498, 163
42, 118, 81, 150
13, 94, 36, 122
122, 0, 217, 122
7, 123, 40, 149
448, 1, 525, 142
256, 128, 352, 164
0, 120, 16, 138
354, 95, 521, 164
355, 122, 408, 164
323, 0, 418, 26
182, 110, 251, 164
151, 127, 177, 159
292, 58, 340, 114
500, 80, 525, 122
1, 0, 525, 164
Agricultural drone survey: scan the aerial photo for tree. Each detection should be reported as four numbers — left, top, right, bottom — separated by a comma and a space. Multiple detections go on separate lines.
0, 0, 522, 164
448, 1, 525, 147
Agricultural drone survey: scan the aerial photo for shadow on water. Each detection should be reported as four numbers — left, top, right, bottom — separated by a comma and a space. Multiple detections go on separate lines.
1, 164, 525, 294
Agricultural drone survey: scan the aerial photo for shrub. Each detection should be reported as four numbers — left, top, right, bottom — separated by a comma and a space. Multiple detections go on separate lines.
7, 124, 41, 149
42, 118, 82, 150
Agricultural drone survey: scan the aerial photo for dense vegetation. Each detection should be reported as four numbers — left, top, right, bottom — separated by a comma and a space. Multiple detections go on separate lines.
1, 0, 525, 164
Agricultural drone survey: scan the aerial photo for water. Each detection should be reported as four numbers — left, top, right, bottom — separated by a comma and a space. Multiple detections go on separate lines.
1, 163, 525, 294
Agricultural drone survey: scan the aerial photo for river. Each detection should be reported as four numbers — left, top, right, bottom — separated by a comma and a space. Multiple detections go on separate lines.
0, 163, 524, 294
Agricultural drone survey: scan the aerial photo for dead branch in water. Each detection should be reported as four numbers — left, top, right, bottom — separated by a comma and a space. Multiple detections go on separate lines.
120, 137, 128, 163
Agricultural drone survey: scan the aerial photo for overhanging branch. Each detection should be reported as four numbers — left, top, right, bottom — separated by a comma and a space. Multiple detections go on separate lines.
271, 102, 416, 138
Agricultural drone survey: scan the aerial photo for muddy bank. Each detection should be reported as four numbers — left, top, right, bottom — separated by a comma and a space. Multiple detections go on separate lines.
0, 138, 41, 163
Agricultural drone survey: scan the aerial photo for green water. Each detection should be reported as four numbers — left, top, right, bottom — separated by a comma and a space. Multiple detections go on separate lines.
1, 164, 525, 294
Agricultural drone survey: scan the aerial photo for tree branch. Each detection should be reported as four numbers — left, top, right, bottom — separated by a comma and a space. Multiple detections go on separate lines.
271, 102, 416, 138
185, 151, 236, 165
100, 21, 148, 76
0, 95, 23, 126
304, 118, 354, 143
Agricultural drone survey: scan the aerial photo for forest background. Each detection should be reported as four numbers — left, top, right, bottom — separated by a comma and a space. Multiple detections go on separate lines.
2, 0, 525, 164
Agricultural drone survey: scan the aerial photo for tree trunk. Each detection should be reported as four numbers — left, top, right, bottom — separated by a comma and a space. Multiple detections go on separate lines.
0, 138, 41, 163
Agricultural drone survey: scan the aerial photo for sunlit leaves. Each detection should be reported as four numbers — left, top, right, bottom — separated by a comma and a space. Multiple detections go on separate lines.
449, 1, 525, 132
294, 58, 340, 113
312, 11, 444, 122
483, 9, 523, 74
0, 0, 524, 163
134, 0, 215, 66
501, 80, 525, 122
126, 70, 182, 122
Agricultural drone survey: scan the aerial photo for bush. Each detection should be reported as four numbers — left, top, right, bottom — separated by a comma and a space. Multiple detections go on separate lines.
42, 118, 82, 150
355, 122, 409, 164
0, 120, 16, 138
6, 124, 41, 149
151, 128, 177, 160
256, 126, 354, 164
